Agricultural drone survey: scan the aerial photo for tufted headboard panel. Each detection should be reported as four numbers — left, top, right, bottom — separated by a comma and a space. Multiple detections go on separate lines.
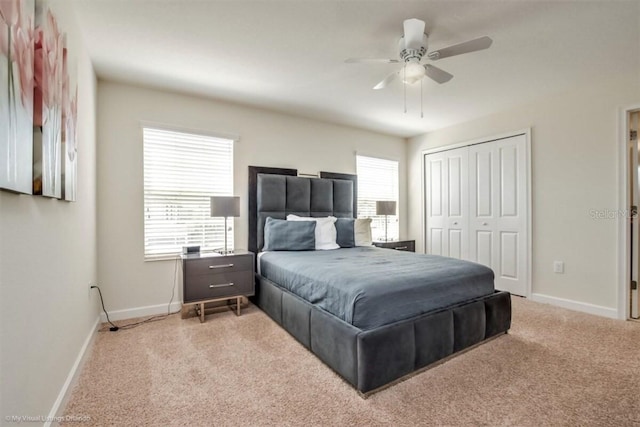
248, 166, 357, 255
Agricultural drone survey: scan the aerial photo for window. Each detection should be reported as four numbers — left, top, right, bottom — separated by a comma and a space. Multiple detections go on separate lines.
356, 155, 399, 241
143, 126, 234, 259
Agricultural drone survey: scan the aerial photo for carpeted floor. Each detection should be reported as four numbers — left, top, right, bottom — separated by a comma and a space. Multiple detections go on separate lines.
61, 297, 640, 426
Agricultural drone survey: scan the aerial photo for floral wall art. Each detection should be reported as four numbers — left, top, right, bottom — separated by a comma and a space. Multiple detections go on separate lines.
33, 1, 63, 198
0, 0, 77, 200
61, 42, 78, 201
0, 0, 35, 194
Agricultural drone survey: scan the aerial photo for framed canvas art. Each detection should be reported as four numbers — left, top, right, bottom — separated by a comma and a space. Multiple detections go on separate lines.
61, 41, 77, 201
33, 0, 63, 198
0, 0, 35, 194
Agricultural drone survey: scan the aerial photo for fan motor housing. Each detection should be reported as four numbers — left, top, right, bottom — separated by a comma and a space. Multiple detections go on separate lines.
399, 34, 428, 62
400, 47, 426, 62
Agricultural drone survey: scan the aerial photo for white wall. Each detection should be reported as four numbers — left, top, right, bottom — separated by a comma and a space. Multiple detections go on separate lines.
97, 81, 406, 313
0, 0, 98, 420
408, 78, 640, 315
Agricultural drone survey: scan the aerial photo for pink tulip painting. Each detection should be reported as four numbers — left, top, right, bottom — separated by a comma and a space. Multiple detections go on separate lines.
0, 0, 19, 56
32, 1, 63, 198
0, 1, 14, 56
61, 45, 77, 201
0, 0, 34, 194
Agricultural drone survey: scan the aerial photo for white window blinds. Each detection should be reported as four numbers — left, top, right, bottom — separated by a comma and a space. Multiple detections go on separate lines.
143, 127, 234, 259
356, 155, 399, 241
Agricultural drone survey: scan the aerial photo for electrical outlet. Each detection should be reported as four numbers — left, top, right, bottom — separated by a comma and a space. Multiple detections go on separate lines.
553, 261, 564, 274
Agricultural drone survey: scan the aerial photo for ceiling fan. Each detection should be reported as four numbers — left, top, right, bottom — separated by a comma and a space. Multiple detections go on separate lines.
346, 19, 493, 90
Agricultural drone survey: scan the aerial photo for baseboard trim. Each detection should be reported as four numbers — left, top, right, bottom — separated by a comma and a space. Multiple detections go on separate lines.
530, 293, 619, 319
44, 315, 100, 427
100, 301, 182, 322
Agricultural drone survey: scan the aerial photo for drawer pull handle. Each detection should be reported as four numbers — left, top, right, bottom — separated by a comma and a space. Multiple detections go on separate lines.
209, 264, 234, 269
210, 282, 234, 288
395, 246, 408, 250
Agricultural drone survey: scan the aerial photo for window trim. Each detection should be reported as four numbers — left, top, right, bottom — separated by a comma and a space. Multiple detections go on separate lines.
139, 121, 240, 145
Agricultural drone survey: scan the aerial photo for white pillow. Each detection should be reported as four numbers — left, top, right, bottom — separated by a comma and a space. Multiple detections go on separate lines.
354, 218, 373, 246
286, 215, 339, 250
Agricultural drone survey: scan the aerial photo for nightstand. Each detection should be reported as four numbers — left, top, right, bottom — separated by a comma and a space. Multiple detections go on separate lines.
373, 240, 416, 252
181, 251, 255, 322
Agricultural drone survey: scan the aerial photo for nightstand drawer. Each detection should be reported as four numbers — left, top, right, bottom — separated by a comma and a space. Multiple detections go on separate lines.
184, 271, 254, 302
184, 255, 253, 277
373, 240, 416, 252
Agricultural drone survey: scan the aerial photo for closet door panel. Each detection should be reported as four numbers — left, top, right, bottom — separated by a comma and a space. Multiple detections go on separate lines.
429, 158, 444, 217
499, 145, 518, 217
449, 229, 463, 259
475, 150, 493, 218
469, 143, 496, 266
446, 148, 469, 259
475, 230, 493, 267
425, 153, 447, 255
494, 135, 528, 296
430, 228, 443, 255
448, 156, 463, 217
499, 231, 518, 279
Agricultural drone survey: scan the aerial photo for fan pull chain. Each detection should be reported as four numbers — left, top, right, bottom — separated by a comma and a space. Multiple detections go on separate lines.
403, 64, 407, 114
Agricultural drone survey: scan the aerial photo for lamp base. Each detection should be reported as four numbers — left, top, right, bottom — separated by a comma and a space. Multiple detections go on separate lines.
221, 216, 233, 256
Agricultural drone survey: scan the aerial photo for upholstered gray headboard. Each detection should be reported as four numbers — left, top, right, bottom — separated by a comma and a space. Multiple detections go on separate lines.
248, 166, 356, 254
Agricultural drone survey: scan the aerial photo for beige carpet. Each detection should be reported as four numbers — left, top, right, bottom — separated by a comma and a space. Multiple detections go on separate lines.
61, 297, 640, 426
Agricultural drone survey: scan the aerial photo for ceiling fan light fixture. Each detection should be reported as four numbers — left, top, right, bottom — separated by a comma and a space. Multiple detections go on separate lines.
345, 18, 493, 117
402, 61, 425, 84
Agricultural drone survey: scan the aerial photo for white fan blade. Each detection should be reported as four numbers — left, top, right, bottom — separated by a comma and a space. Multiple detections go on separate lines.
403, 19, 426, 50
427, 36, 492, 60
345, 58, 400, 64
373, 72, 398, 90
424, 65, 453, 84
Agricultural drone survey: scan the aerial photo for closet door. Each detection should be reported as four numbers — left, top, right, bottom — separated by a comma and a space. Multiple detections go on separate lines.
425, 151, 446, 255
469, 142, 497, 269
469, 135, 528, 296
424, 147, 469, 259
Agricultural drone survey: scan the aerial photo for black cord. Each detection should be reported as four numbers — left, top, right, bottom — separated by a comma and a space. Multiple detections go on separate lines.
91, 285, 120, 331
93, 256, 181, 332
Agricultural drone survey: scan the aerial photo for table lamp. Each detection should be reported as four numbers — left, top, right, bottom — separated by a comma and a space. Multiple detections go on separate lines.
210, 196, 240, 254
376, 200, 397, 242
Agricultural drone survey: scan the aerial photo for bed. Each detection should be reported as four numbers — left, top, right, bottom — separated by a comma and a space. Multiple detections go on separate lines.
248, 166, 511, 395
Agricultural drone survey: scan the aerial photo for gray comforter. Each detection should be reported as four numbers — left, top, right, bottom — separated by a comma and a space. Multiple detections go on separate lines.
259, 247, 495, 330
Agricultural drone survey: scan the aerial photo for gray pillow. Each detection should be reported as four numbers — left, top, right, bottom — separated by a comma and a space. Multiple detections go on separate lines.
335, 218, 355, 248
263, 217, 316, 251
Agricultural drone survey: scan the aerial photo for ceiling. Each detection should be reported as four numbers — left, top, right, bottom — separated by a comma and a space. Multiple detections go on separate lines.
72, 1, 640, 138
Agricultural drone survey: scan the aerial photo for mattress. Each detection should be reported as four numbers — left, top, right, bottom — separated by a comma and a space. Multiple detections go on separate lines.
259, 247, 495, 330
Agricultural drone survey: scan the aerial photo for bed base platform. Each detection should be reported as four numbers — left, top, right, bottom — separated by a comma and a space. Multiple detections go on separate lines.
255, 274, 511, 395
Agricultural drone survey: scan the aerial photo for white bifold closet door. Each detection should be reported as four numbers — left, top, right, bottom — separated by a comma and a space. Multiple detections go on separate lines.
425, 134, 528, 296
424, 147, 469, 260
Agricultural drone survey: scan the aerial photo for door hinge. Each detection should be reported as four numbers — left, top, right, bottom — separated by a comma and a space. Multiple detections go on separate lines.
632, 281, 638, 291
631, 130, 638, 141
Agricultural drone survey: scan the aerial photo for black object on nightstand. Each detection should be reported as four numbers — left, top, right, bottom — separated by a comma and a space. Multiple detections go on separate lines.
373, 240, 416, 252
181, 250, 255, 322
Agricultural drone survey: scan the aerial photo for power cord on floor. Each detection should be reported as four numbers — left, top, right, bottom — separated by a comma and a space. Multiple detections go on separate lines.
91, 285, 120, 331
92, 256, 181, 332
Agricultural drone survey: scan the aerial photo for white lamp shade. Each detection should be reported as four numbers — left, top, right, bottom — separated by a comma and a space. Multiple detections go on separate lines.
376, 200, 396, 216
210, 196, 240, 217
